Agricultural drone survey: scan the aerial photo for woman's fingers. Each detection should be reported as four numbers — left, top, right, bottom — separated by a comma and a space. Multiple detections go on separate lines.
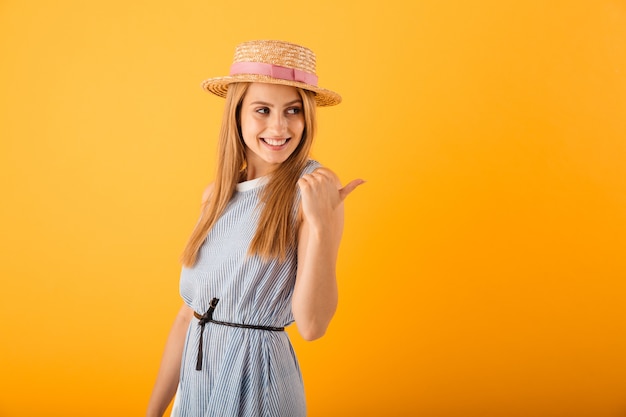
298, 169, 364, 205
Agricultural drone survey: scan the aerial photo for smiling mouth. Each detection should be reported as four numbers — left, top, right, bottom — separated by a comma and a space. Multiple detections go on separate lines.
262, 138, 289, 146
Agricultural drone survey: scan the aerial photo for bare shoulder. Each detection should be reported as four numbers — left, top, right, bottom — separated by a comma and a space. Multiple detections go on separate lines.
201, 182, 215, 205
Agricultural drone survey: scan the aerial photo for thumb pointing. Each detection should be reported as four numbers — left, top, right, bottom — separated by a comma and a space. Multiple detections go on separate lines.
339, 179, 366, 202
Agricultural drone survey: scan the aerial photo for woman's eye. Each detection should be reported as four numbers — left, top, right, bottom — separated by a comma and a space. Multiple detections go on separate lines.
286, 107, 301, 115
256, 107, 270, 114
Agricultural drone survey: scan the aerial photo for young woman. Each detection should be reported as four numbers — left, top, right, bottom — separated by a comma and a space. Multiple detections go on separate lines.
146, 40, 362, 417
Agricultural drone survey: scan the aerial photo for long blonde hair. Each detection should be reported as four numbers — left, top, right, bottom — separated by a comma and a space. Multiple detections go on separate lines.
181, 82, 317, 267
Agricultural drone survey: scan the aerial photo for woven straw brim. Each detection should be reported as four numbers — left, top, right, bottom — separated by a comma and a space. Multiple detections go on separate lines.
201, 75, 342, 107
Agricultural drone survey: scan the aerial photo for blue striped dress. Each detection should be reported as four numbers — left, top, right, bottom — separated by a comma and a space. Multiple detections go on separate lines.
173, 160, 321, 417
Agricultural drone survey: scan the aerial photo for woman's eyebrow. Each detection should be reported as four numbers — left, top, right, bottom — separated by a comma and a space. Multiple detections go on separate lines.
248, 99, 303, 107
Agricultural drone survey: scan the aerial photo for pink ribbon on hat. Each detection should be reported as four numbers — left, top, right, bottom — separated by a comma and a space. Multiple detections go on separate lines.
230, 62, 318, 86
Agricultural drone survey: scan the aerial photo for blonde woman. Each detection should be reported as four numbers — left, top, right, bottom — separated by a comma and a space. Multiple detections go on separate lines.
146, 40, 362, 417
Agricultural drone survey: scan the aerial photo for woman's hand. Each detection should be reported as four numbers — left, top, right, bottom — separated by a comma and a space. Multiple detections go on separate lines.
297, 167, 364, 232
292, 168, 363, 340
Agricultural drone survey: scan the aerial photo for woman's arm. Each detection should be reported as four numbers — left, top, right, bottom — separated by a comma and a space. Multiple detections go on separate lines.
291, 167, 363, 341
146, 303, 194, 417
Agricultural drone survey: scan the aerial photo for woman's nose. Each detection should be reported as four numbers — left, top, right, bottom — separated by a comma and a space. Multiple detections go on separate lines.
269, 113, 287, 132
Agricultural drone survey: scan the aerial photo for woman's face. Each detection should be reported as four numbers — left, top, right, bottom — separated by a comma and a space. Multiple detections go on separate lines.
239, 82, 305, 179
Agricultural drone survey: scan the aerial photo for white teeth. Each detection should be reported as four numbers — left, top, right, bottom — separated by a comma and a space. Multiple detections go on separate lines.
264, 138, 288, 146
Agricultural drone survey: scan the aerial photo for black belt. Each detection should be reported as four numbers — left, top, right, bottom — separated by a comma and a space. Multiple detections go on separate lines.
194, 298, 285, 370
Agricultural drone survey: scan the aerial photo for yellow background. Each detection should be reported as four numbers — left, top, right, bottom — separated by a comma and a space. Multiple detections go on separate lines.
1, 1, 625, 416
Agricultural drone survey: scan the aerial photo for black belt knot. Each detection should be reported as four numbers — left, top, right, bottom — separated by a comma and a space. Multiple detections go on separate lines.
195, 297, 219, 371
194, 297, 285, 371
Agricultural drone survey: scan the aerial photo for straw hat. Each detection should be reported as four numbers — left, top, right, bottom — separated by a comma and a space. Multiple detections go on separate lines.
201, 40, 341, 106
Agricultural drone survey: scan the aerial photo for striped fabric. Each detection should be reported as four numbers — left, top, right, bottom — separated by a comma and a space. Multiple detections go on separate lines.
174, 160, 321, 417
